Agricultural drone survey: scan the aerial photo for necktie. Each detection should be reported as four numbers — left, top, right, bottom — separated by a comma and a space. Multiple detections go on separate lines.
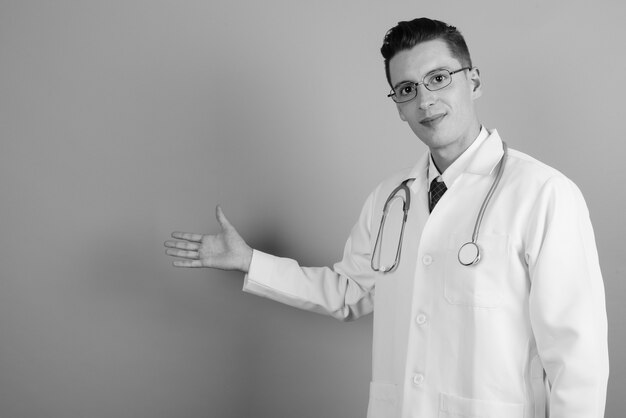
429, 177, 447, 212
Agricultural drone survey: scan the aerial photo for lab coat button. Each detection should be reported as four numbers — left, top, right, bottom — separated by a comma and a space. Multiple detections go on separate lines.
415, 314, 427, 325
413, 374, 424, 385
422, 255, 433, 265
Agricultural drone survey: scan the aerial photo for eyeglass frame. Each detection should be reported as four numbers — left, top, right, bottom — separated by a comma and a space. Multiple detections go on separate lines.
387, 67, 472, 103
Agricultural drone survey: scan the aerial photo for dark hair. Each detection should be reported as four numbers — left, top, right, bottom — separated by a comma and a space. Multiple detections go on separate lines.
380, 18, 472, 86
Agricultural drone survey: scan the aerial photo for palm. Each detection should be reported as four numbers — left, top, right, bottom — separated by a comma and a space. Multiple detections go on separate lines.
197, 230, 242, 268
165, 206, 252, 272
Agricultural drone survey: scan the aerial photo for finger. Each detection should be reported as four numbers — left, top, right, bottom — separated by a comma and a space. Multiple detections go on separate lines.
215, 205, 233, 231
165, 248, 199, 259
171, 231, 203, 242
173, 260, 203, 268
164, 240, 200, 251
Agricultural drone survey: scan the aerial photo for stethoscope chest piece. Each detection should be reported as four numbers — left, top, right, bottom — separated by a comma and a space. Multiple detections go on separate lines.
458, 241, 480, 266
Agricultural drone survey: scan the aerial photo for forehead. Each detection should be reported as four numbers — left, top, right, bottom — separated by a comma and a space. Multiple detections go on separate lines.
388, 39, 462, 86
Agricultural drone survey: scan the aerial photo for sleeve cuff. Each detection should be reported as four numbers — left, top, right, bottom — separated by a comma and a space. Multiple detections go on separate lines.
242, 249, 276, 294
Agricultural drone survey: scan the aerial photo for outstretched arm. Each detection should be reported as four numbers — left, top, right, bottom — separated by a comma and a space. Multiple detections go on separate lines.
164, 205, 253, 272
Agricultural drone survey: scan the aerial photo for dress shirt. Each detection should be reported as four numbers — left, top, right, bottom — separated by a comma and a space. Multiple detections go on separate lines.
427, 125, 490, 187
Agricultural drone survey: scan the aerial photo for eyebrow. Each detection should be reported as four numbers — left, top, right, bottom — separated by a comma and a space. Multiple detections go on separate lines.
392, 66, 452, 90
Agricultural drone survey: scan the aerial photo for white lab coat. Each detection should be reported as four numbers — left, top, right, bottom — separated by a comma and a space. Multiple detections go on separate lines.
243, 130, 609, 418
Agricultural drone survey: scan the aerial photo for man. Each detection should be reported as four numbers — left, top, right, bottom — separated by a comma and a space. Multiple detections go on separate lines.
165, 18, 608, 418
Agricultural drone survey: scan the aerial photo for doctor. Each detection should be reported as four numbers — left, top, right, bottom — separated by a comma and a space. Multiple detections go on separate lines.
165, 18, 608, 418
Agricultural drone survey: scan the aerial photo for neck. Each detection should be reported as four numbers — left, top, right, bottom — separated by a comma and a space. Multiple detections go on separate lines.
430, 122, 481, 173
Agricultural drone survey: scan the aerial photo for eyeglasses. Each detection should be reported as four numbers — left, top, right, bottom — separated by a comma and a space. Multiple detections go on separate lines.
387, 67, 471, 103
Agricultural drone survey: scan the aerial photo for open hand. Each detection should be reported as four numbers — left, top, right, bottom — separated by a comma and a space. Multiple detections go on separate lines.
164, 206, 253, 272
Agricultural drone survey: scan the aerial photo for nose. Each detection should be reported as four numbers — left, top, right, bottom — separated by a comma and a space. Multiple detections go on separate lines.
416, 84, 437, 110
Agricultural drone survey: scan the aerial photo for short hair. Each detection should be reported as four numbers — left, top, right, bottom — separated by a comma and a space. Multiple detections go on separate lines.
380, 18, 473, 86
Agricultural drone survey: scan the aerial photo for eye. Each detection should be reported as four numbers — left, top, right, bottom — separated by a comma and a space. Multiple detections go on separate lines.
427, 71, 450, 87
397, 83, 416, 97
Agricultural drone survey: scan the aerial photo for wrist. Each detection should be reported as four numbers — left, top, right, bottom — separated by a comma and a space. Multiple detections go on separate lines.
241, 247, 253, 273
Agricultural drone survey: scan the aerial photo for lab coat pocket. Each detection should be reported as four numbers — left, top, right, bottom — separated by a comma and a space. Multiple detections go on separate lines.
444, 233, 509, 308
439, 392, 524, 418
367, 381, 399, 418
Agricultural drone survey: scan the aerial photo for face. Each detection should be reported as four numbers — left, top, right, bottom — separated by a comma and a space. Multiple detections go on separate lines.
389, 39, 482, 159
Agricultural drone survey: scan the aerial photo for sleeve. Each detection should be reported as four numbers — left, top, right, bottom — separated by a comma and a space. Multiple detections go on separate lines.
242, 190, 379, 321
524, 176, 609, 418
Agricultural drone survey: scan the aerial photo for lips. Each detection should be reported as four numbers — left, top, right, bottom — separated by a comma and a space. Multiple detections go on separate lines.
420, 113, 446, 126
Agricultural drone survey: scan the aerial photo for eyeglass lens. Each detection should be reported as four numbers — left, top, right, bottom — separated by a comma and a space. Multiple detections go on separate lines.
391, 69, 454, 103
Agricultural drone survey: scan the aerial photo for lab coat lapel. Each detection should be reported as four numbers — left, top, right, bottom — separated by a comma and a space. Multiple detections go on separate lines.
424, 130, 505, 233
464, 130, 506, 177
398, 152, 430, 276
407, 152, 430, 214
378, 152, 429, 281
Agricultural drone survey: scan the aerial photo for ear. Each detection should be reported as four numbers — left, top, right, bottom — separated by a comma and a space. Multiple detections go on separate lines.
469, 67, 482, 99
396, 104, 408, 122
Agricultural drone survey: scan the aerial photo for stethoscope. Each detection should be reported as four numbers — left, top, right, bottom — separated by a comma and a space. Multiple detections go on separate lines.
371, 142, 508, 273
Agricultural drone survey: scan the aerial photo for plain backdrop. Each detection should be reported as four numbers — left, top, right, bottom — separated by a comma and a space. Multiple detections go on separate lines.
1, 1, 624, 417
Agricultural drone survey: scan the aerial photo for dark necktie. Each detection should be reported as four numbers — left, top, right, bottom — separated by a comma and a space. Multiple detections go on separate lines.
429, 177, 447, 212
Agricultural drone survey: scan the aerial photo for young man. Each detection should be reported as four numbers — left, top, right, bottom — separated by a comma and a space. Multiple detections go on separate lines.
165, 18, 608, 418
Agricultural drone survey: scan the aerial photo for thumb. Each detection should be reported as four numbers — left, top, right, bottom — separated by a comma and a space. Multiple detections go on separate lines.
215, 205, 234, 232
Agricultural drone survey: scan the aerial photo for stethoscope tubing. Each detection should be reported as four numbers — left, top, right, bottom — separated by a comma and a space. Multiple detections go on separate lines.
457, 142, 508, 266
469, 142, 508, 245
371, 181, 411, 272
372, 142, 508, 271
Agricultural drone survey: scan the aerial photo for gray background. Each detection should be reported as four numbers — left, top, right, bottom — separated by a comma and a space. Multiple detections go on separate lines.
1, 1, 624, 417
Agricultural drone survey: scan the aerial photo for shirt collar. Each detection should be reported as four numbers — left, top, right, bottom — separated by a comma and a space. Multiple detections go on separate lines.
403, 126, 504, 194
427, 125, 490, 189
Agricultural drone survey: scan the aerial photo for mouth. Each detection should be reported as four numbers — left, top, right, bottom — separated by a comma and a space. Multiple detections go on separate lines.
420, 113, 446, 127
